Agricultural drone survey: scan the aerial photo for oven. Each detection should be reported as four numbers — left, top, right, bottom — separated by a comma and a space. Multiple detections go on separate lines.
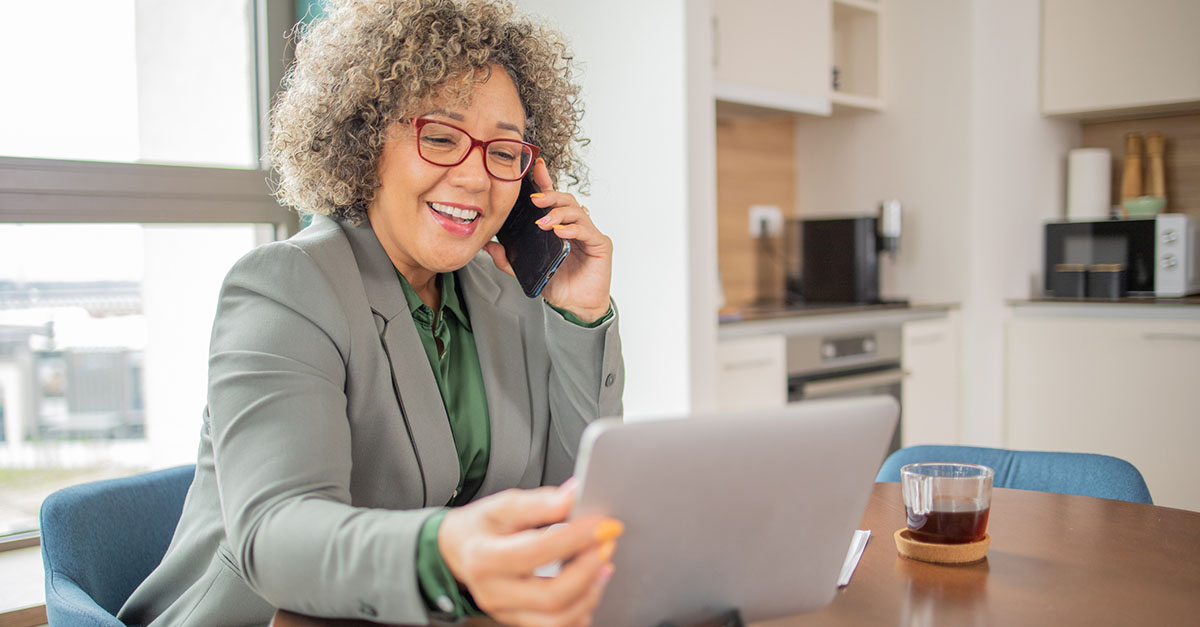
786, 327, 904, 456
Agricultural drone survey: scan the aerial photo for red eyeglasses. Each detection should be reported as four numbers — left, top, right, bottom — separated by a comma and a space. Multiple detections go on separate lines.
410, 117, 540, 181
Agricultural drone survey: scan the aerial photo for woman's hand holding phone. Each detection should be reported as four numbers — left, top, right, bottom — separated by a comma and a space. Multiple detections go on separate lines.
484, 159, 613, 323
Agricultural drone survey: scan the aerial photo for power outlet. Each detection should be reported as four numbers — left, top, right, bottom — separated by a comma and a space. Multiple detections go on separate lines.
748, 205, 783, 238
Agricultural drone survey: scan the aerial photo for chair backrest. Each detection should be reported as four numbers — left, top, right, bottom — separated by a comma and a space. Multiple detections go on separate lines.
40, 465, 195, 623
875, 445, 1153, 504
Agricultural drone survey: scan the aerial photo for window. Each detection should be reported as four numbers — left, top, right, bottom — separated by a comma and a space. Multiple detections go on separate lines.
0, 0, 297, 540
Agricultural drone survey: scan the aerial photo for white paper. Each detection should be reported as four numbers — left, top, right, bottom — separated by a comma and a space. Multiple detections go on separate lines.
837, 529, 871, 588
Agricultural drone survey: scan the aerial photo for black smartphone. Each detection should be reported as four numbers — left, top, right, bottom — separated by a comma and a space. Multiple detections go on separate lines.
496, 177, 571, 298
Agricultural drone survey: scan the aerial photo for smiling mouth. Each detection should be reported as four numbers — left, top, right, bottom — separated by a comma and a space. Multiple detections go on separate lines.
429, 202, 480, 225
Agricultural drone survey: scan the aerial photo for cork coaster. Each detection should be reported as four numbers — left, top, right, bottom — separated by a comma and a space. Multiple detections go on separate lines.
894, 528, 990, 564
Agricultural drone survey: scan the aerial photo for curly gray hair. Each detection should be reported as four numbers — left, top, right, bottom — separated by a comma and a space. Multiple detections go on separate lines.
270, 0, 587, 223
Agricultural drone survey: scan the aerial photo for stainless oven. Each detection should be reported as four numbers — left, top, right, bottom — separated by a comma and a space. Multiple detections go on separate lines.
786, 327, 904, 456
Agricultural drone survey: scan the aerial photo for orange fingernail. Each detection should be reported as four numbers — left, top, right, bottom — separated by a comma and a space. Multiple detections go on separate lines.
594, 519, 624, 542
536, 157, 545, 165
552, 225, 566, 230
597, 540, 616, 562
530, 192, 546, 199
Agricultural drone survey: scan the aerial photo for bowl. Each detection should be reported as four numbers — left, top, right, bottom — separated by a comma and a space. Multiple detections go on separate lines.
1123, 196, 1166, 216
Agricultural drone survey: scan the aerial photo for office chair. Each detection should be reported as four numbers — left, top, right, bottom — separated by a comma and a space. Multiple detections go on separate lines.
876, 445, 1153, 504
40, 464, 195, 626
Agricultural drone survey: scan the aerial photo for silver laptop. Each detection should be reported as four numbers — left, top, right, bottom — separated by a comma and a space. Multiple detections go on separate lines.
570, 396, 898, 627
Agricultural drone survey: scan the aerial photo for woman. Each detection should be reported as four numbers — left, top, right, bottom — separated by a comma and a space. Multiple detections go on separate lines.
118, 1, 625, 625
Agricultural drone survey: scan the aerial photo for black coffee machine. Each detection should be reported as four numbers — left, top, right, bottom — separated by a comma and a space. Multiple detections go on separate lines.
785, 204, 902, 305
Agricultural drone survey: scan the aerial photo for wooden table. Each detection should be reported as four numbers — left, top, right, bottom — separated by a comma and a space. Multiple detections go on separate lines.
274, 483, 1200, 627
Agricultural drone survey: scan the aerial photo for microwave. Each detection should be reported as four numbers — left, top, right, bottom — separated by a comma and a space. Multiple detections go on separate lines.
1043, 215, 1200, 297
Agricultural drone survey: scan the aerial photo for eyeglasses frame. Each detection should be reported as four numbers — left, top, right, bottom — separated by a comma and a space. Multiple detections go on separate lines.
409, 117, 540, 182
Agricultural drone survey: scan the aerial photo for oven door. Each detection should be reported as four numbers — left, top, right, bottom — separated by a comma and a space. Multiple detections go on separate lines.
788, 365, 905, 456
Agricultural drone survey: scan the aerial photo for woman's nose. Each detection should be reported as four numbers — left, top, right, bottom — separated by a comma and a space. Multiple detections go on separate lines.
447, 145, 491, 191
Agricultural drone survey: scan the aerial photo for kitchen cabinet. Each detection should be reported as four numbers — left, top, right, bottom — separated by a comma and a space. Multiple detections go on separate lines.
712, 0, 831, 115
712, 0, 884, 115
1005, 304, 1200, 511
1042, 0, 1200, 118
714, 335, 787, 412
901, 311, 960, 447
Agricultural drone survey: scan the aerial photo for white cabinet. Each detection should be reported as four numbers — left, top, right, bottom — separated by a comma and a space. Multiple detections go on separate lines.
714, 335, 788, 412
712, 0, 885, 115
712, 0, 831, 115
1006, 307, 1200, 511
1042, 0, 1200, 117
901, 311, 960, 446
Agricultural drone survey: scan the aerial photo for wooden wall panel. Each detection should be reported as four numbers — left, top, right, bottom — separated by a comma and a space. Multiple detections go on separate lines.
1080, 112, 1200, 218
715, 114, 796, 309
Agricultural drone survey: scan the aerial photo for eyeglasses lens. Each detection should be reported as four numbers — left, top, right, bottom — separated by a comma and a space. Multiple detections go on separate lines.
417, 121, 533, 181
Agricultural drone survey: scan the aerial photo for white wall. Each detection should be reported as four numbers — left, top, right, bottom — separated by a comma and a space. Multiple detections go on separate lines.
516, 0, 714, 420
796, 0, 1077, 446
963, 0, 1078, 444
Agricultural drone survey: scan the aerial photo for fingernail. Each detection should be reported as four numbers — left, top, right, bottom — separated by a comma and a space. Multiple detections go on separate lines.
552, 225, 566, 230
559, 476, 578, 493
530, 192, 546, 199
597, 540, 616, 562
537, 217, 550, 225
594, 519, 624, 542
599, 563, 615, 585
536, 157, 545, 165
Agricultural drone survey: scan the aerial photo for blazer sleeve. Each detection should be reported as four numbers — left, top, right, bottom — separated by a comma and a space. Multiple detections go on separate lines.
206, 242, 439, 625
541, 299, 625, 485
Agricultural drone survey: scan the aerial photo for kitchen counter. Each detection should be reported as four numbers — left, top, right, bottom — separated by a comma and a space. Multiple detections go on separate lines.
1008, 297, 1200, 321
718, 302, 958, 339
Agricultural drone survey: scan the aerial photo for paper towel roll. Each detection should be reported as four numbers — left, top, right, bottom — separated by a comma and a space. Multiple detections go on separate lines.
1068, 148, 1112, 220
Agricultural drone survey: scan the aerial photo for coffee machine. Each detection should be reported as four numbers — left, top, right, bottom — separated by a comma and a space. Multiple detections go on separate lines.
785, 201, 902, 305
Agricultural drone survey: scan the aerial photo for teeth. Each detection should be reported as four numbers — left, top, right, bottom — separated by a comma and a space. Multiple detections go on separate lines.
430, 202, 478, 222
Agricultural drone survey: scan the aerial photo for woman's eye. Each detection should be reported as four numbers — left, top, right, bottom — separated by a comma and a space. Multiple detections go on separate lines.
421, 135, 458, 149
488, 148, 519, 163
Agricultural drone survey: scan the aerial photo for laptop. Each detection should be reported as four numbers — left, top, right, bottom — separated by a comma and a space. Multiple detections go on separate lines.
569, 396, 898, 627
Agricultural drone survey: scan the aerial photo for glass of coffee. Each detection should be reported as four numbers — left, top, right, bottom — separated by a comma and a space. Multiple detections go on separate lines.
901, 463, 993, 544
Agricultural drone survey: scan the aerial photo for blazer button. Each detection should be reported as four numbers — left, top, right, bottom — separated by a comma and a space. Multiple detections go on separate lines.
605, 373, 616, 387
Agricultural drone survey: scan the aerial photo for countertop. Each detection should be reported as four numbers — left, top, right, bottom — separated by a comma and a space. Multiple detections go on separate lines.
1012, 296, 1200, 306
1008, 297, 1200, 321
718, 301, 957, 339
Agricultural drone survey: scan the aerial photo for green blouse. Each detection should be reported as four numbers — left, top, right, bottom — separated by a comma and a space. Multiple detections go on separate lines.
397, 270, 611, 618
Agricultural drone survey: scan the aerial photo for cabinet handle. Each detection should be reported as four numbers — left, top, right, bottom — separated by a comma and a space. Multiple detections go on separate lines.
1143, 332, 1200, 342
721, 358, 776, 371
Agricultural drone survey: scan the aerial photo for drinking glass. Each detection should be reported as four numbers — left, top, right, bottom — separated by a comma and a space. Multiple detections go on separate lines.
901, 463, 994, 544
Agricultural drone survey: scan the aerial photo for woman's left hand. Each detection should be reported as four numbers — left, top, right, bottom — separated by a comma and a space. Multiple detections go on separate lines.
484, 159, 613, 323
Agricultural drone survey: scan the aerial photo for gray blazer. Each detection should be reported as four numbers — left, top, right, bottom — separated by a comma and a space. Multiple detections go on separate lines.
118, 215, 624, 626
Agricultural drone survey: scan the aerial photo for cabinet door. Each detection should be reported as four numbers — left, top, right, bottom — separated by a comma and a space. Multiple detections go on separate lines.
1042, 0, 1200, 116
715, 335, 787, 412
712, 0, 830, 114
901, 313, 960, 446
1006, 313, 1200, 511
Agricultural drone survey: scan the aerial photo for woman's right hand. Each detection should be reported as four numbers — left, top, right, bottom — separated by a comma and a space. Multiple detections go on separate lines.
438, 485, 622, 627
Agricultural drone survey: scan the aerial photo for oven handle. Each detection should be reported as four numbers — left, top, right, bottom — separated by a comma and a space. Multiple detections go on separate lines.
802, 368, 909, 399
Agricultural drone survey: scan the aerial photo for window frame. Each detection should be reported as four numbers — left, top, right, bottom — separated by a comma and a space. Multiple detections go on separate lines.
0, 3, 298, 623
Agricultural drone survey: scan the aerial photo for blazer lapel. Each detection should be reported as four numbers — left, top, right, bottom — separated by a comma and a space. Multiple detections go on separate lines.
339, 217, 459, 507
458, 259, 533, 498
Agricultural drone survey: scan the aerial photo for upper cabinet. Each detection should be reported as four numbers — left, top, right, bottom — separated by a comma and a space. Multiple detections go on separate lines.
712, 0, 884, 116
1042, 0, 1200, 118
712, 0, 831, 115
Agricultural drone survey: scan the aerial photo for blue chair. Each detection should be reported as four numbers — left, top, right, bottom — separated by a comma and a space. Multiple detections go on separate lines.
40, 465, 195, 626
876, 445, 1152, 504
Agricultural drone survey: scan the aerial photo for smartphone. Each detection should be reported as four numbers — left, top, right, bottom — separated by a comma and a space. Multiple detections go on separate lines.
496, 177, 571, 298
